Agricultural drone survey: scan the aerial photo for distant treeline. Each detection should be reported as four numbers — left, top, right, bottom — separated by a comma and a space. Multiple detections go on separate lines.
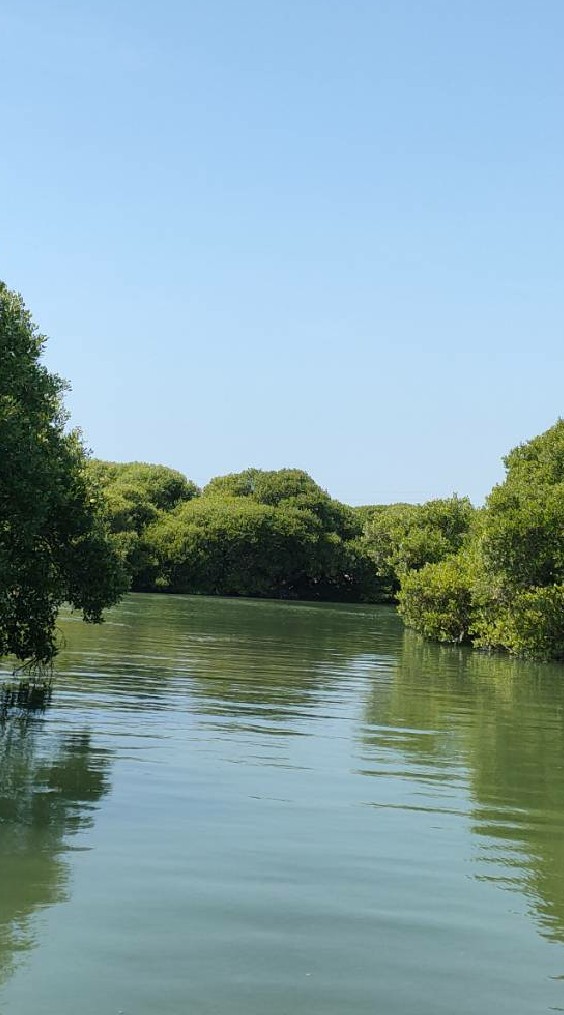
87, 462, 386, 602
87, 459, 475, 605
3, 280, 564, 665
90, 418, 564, 660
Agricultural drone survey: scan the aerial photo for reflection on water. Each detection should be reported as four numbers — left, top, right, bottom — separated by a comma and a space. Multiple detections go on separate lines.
0, 680, 53, 720
0, 722, 112, 985
362, 632, 564, 945
1, 595, 564, 1014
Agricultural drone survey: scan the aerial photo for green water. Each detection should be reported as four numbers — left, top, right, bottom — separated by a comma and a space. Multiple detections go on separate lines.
2, 595, 564, 1014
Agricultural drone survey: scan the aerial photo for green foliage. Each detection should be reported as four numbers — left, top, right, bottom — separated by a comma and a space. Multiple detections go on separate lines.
87, 460, 200, 588
0, 283, 126, 665
145, 471, 381, 601
398, 553, 476, 645
147, 496, 316, 597
352, 504, 387, 527
89, 460, 199, 512
480, 423, 564, 590
501, 419, 564, 487
364, 496, 476, 593
472, 586, 564, 660
203, 468, 360, 540
93, 465, 383, 602
398, 421, 564, 660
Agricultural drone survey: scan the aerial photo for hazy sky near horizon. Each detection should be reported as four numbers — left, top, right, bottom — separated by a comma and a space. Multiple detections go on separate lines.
2, 0, 563, 505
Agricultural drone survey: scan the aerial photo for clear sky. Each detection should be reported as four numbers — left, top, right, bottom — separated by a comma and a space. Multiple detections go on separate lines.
2, 1, 563, 505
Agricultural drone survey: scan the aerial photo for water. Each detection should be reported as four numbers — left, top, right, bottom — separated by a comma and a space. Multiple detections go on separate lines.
1, 594, 564, 1014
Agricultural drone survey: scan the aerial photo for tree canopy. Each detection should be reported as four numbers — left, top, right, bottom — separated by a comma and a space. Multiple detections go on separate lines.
88, 463, 515, 623
398, 420, 564, 659
0, 283, 126, 665
92, 465, 384, 602
203, 468, 359, 541
362, 496, 476, 596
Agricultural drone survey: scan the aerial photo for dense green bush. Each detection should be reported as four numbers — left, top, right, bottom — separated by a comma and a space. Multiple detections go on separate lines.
363, 496, 476, 594
472, 586, 564, 660
398, 420, 564, 660
89, 460, 199, 513
203, 468, 359, 541
93, 465, 384, 602
87, 460, 200, 589
0, 283, 126, 665
398, 553, 476, 645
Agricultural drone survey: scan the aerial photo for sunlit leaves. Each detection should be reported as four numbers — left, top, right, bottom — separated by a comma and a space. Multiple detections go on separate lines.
0, 283, 126, 665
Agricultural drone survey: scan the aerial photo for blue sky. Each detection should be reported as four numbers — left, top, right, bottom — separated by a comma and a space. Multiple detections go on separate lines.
2, 0, 563, 505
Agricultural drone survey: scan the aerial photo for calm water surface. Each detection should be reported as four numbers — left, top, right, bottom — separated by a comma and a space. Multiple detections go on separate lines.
2, 595, 564, 1014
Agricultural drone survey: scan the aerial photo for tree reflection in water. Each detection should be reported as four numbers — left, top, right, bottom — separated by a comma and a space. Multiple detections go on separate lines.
362, 629, 564, 945
0, 716, 111, 984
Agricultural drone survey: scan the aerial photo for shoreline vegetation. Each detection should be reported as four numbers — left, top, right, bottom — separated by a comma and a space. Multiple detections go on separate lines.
2, 281, 564, 666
